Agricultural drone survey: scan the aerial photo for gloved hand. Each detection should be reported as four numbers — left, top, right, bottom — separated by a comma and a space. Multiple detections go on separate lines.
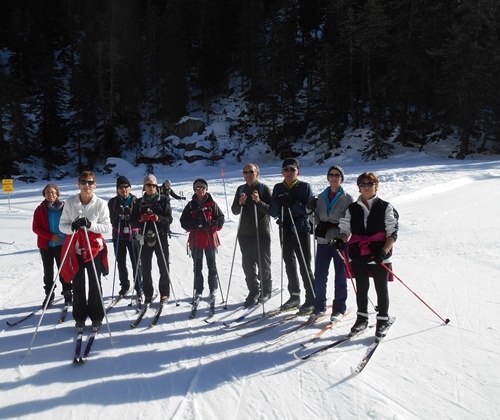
71, 217, 91, 232
329, 237, 344, 250
306, 197, 318, 211
196, 217, 207, 229
373, 249, 388, 264
141, 213, 159, 222
314, 221, 331, 238
204, 220, 215, 230
275, 192, 291, 206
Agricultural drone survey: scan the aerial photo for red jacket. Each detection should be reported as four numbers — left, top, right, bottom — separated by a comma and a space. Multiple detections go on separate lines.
32, 201, 64, 249
61, 230, 109, 282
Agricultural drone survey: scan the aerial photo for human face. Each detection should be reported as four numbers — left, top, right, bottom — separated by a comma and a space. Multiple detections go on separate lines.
144, 183, 157, 196
117, 184, 131, 199
194, 183, 208, 200
282, 166, 299, 186
44, 188, 58, 204
358, 179, 377, 201
243, 165, 259, 185
78, 177, 96, 197
327, 170, 342, 191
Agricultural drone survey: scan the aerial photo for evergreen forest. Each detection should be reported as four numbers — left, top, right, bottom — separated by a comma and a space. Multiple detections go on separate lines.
1, 0, 500, 178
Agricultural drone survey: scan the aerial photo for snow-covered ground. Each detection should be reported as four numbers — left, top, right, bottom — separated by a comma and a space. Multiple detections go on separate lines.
1, 154, 499, 420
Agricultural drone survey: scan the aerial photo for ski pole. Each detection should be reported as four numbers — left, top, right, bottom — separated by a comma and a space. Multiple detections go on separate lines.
27, 232, 76, 354
111, 215, 121, 297
381, 263, 450, 324
152, 221, 180, 306
129, 229, 142, 298
82, 226, 114, 344
253, 202, 265, 315
224, 210, 242, 309
279, 206, 285, 307
339, 249, 378, 312
286, 205, 315, 299
129, 234, 144, 307
205, 227, 225, 304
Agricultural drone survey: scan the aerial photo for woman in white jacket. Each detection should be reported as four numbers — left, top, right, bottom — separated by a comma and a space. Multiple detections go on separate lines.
59, 171, 111, 328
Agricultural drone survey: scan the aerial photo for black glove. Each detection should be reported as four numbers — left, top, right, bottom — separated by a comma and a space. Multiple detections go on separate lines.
329, 237, 344, 250
204, 220, 215, 230
275, 192, 291, 206
306, 197, 318, 211
373, 249, 388, 264
314, 221, 331, 238
196, 217, 206, 229
71, 217, 91, 232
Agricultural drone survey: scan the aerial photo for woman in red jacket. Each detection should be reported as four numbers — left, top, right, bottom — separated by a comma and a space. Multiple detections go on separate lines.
32, 184, 72, 306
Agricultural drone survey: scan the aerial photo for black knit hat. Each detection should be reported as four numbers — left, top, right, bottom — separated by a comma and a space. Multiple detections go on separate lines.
282, 158, 300, 170
116, 176, 131, 189
327, 164, 345, 181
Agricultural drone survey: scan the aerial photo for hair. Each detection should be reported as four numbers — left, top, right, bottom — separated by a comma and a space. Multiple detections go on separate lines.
78, 171, 96, 182
193, 178, 208, 189
356, 172, 379, 190
244, 163, 260, 173
42, 183, 60, 197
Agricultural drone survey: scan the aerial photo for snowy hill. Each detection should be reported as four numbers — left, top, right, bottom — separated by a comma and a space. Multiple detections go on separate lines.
0, 153, 499, 420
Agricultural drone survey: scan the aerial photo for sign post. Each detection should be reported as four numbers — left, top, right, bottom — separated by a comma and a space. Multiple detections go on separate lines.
2, 179, 14, 210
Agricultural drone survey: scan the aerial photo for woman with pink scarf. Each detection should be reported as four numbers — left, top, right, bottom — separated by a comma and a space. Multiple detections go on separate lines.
335, 172, 399, 338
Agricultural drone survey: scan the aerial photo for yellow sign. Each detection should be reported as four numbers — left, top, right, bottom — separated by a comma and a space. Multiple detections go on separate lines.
2, 179, 14, 193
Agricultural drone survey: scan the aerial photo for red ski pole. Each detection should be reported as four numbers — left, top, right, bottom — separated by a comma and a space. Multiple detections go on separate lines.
381, 263, 450, 324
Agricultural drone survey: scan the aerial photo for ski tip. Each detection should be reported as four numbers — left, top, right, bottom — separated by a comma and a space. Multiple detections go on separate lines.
445, 318, 451, 324
292, 352, 304, 361
350, 367, 360, 375
130, 324, 137, 329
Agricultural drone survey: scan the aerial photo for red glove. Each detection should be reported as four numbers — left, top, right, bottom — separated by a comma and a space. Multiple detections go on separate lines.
141, 213, 159, 222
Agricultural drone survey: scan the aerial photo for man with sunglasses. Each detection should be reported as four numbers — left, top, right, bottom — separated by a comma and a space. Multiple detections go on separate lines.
231, 163, 273, 307
59, 171, 111, 329
334, 172, 399, 338
180, 179, 225, 303
131, 174, 173, 305
269, 158, 315, 314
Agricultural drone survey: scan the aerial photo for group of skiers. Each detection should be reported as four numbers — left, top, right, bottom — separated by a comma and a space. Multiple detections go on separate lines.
32, 158, 398, 338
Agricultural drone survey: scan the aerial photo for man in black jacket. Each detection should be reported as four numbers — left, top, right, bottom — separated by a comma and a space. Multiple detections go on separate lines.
269, 158, 315, 314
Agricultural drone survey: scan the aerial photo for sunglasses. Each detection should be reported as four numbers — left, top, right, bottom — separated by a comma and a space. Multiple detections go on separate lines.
282, 167, 297, 173
194, 186, 207, 191
118, 185, 130, 189
359, 182, 376, 187
79, 180, 95, 186
328, 173, 342, 178
145, 183, 156, 188
243, 170, 255, 174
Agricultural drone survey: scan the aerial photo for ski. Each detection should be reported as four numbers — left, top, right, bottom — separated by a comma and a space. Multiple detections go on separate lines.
300, 311, 351, 348
106, 295, 125, 313
7, 297, 64, 327
204, 295, 216, 323
294, 326, 372, 361
264, 312, 329, 345
131, 303, 151, 328
58, 305, 70, 324
73, 327, 84, 363
222, 289, 281, 328
79, 326, 100, 363
189, 295, 202, 319
351, 317, 395, 374
237, 312, 299, 338
150, 297, 168, 327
